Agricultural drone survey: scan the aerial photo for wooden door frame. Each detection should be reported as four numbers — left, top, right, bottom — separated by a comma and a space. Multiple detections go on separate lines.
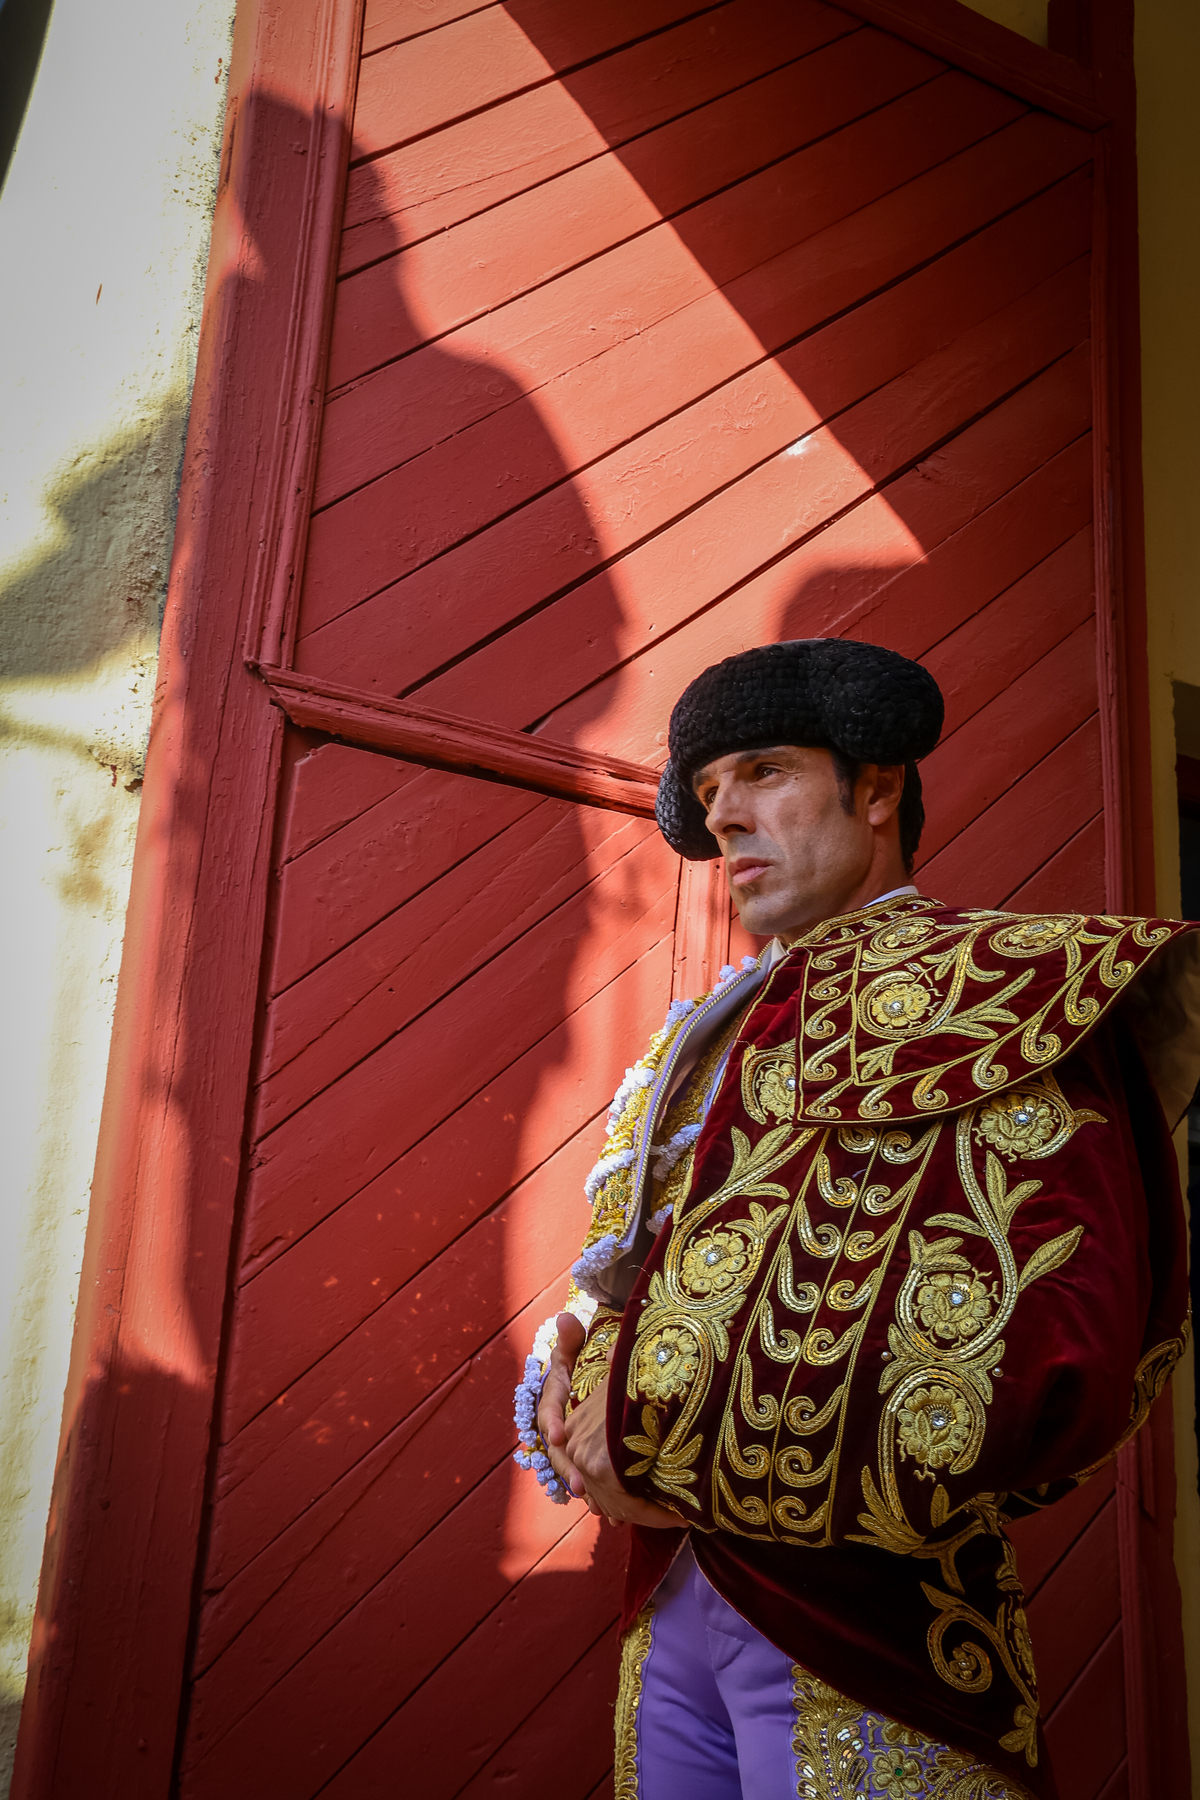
10, 2, 1170, 1796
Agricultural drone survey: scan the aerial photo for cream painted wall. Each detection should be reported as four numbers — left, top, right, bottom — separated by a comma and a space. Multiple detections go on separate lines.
1137, 1, 1200, 1787
0, 0, 235, 1785
959, 0, 1048, 46
1138, 0, 1200, 893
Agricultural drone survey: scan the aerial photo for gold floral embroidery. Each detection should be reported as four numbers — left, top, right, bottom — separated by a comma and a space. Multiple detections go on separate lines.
742, 1041, 798, 1123
680, 1228, 752, 1295
989, 916, 1078, 954
973, 1074, 1104, 1164
975, 1093, 1056, 1158
872, 1747, 925, 1796
576, 972, 758, 1288
634, 1326, 701, 1402
791, 1670, 870, 1798
631, 1111, 944, 1538
897, 1385, 975, 1474
622, 1404, 704, 1506
916, 1271, 997, 1344
863, 975, 935, 1033
623, 1122, 801, 1510
614, 1602, 654, 1799
790, 1665, 1036, 1798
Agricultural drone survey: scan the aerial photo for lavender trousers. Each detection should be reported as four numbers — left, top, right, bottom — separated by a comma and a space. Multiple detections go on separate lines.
619, 1541, 1024, 1800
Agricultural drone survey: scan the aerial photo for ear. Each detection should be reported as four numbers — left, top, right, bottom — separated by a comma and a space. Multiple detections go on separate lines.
862, 763, 905, 826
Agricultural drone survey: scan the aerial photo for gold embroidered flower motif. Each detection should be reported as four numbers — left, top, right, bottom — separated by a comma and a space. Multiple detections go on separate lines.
865, 978, 932, 1032
680, 1229, 750, 1296
635, 1326, 700, 1402
755, 1059, 796, 1122
872, 1750, 924, 1797
871, 921, 933, 952
916, 1270, 997, 1344
896, 1384, 972, 1472
991, 915, 1076, 953
976, 1091, 1057, 1159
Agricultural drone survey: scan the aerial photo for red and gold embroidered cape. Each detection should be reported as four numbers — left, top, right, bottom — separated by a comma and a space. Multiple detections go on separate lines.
604, 898, 1200, 1796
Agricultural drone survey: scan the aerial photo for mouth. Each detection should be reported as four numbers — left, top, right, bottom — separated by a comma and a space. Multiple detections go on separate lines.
729, 858, 773, 887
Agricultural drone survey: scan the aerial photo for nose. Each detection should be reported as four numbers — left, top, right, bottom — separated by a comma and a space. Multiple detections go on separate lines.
704, 776, 748, 841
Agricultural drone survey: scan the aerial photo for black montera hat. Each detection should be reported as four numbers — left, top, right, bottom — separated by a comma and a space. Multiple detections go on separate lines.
656, 638, 944, 859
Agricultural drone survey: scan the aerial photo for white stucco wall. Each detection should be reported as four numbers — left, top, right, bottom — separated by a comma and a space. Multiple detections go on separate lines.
959, 0, 1048, 46
0, 0, 235, 1782
1136, 0, 1200, 1781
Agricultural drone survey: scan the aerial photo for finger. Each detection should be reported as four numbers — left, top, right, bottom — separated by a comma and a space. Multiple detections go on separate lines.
562, 1374, 607, 1451
538, 1369, 570, 1447
540, 1315, 586, 1445
545, 1438, 578, 1487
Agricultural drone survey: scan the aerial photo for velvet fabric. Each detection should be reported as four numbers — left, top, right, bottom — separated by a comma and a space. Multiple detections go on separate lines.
608, 902, 1197, 1800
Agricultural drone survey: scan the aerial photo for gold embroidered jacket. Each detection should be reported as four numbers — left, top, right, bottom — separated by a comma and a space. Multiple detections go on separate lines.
602, 898, 1200, 1796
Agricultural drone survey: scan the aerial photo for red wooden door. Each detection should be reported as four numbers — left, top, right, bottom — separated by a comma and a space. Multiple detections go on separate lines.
146, 2, 1178, 1796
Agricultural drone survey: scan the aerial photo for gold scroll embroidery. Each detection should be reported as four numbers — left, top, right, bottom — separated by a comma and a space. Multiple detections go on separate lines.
625, 1110, 943, 1538
614, 1602, 654, 1800
790, 1663, 1036, 1799
921, 1536, 1041, 1770
853, 1078, 1099, 1579
568, 1307, 622, 1411
1075, 1330, 1190, 1479
788, 900, 1176, 1121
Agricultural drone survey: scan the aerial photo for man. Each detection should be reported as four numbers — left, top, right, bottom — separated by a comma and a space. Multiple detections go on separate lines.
513, 639, 1200, 1800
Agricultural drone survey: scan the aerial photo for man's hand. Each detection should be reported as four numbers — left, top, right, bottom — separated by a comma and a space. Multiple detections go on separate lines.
564, 1373, 682, 1528
537, 1312, 587, 1496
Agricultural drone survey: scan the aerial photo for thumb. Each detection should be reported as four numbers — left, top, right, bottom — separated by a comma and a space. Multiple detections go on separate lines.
554, 1311, 586, 1360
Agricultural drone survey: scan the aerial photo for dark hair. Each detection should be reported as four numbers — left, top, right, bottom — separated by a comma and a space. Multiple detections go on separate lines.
829, 750, 925, 874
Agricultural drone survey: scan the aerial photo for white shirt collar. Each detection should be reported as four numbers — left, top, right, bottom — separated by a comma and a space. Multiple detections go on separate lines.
766, 885, 920, 965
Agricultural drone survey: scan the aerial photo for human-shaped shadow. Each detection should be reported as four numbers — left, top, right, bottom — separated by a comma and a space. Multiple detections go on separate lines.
169, 93, 650, 1800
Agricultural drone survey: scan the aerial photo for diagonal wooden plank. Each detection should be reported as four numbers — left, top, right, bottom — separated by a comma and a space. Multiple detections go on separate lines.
264, 759, 544, 995
343, 0, 861, 267
351, 0, 732, 160
193, 1277, 572, 1671
277, 742, 420, 866
257, 809, 650, 1132
1002, 813, 1105, 914
345, 1535, 622, 1798
918, 716, 1103, 908
182, 1453, 607, 1795
449, 1623, 622, 1800
918, 622, 1098, 863
312, 73, 1039, 507
213, 1133, 606, 1576
540, 442, 1093, 763
1027, 1498, 1120, 1717
408, 274, 1091, 728
233, 949, 670, 1427
239, 831, 676, 1269
312, 180, 1089, 645
331, 26, 941, 385
1043, 1624, 1126, 1800
1008, 1463, 1117, 1602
